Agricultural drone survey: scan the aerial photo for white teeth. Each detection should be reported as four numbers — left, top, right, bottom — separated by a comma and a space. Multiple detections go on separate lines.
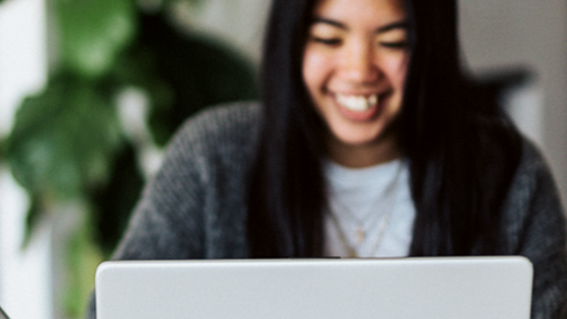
336, 94, 379, 111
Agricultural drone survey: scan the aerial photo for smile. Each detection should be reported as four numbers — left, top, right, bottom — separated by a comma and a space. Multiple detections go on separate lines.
335, 93, 379, 112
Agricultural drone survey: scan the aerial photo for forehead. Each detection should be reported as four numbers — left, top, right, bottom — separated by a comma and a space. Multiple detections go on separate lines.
312, 0, 406, 23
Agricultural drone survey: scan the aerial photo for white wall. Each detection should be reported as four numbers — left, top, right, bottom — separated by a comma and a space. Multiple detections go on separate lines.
459, 1, 567, 207
171, 0, 271, 63
0, 0, 51, 318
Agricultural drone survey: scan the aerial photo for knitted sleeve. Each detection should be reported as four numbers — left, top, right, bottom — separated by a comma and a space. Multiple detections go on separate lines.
112, 101, 259, 260
503, 141, 567, 319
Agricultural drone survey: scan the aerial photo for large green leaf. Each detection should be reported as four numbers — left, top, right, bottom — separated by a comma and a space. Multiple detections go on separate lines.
6, 73, 123, 204
55, 0, 136, 79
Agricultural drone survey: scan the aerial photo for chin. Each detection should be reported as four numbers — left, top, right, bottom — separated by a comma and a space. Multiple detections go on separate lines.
332, 131, 383, 147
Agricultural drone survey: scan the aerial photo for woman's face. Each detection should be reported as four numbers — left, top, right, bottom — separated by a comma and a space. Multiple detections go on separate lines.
302, 0, 408, 166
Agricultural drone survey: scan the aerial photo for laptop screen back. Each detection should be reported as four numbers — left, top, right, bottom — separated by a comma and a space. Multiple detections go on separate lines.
95, 257, 533, 319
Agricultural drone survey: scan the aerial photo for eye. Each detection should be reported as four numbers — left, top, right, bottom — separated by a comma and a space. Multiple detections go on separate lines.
380, 41, 408, 49
312, 37, 342, 46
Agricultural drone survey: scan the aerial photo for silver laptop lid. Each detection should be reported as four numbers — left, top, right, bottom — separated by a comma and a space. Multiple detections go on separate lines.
96, 257, 532, 319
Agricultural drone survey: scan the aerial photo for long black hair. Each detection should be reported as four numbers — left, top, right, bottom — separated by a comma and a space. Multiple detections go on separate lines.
246, 0, 522, 257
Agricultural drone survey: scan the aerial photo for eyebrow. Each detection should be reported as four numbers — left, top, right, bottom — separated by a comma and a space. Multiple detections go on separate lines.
311, 18, 408, 33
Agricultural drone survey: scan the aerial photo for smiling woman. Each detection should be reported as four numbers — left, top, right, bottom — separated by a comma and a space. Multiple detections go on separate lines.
302, 0, 408, 167
86, 0, 567, 318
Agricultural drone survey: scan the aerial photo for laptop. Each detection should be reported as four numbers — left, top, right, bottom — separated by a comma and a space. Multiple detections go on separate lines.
95, 257, 533, 319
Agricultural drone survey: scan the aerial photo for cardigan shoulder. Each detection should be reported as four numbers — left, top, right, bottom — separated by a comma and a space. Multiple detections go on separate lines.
502, 138, 566, 249
155, 100, 262, 196
166, 101, 262, 167
112, 101, 262, 260
501, 138, 567, 319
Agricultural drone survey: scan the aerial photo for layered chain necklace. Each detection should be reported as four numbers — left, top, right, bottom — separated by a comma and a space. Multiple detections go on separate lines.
327, 161, 403, 257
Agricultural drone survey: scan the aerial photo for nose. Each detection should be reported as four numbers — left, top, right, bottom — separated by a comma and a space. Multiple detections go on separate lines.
339, 41, 381, 84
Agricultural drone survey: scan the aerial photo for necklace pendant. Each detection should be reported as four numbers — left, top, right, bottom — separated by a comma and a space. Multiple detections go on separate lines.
357, 229, 365, 244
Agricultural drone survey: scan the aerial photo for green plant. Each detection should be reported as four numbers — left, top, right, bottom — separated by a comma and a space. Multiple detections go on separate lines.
1, 0, 257, 317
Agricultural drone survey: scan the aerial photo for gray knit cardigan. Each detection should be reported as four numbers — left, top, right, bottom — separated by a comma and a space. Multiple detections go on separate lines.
89, 102, 567, 319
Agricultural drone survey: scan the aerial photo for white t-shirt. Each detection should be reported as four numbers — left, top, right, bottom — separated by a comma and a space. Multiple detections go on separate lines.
323, 158, 416, 257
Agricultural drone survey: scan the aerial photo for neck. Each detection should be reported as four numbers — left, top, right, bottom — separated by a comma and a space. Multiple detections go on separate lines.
326, 134, 402, 168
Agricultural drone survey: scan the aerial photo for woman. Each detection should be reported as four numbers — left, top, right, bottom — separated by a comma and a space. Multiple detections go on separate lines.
88, 0, 567, 318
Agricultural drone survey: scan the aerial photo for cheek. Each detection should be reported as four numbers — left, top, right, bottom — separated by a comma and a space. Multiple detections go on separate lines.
302, 47, 332, 93
382, 54, 408, 90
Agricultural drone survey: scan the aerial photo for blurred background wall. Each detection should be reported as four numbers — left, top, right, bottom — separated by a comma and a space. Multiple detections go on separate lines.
460, 1, 567, 208
0, 1, 51, 319
0, 0, 565, 318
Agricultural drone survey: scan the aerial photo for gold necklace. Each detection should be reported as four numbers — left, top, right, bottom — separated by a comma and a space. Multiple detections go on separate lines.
328, 161, 403, 257
329, 208, 392, 258
330, 192, 390, 245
